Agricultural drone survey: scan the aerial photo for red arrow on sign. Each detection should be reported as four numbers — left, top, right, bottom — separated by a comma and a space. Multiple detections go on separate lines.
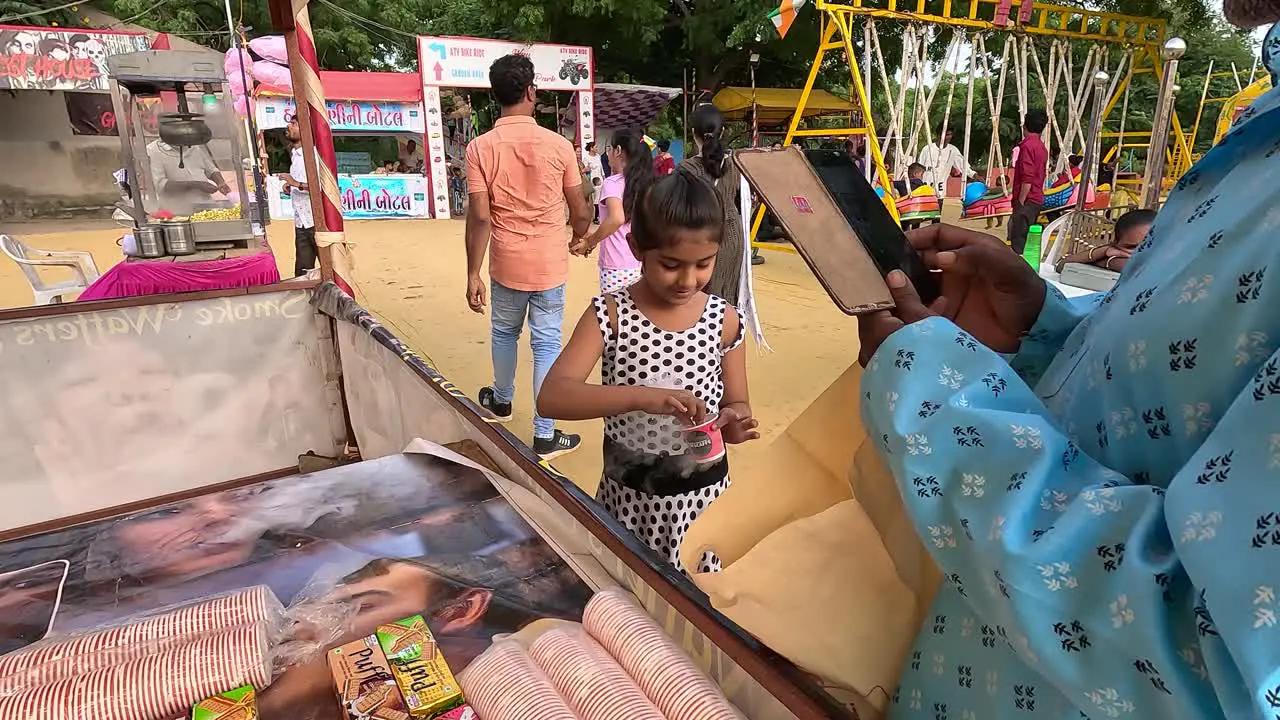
433, 62, 443, 81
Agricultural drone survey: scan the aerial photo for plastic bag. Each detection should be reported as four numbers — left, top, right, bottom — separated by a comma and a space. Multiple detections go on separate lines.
582, 588, 742, 720
529, 625, 664, 720
251, 60, 292, 91
248, 35, 288, 64
458, 640, 580, 720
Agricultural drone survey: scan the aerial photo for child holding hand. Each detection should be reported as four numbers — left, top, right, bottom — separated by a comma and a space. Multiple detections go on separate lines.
538, 168, 759, 573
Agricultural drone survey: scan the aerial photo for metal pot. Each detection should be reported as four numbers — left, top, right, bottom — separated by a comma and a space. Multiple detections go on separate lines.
134, 226, 167, 258
162, 222, 197, 255
157, 113, 213, 148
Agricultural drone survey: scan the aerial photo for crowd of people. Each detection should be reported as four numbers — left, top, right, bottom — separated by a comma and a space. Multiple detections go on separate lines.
458, 0, 1280, 707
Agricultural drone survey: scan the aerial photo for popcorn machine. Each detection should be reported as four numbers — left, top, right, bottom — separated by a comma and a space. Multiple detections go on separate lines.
107, 51, 262, 252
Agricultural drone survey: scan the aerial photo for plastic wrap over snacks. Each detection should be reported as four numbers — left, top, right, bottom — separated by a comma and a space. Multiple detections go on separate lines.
0, 586, 282, 694
583, 588, 743, 720
457, 640, 580, 720
530, 625, 667, 720
0, 623, 272, 720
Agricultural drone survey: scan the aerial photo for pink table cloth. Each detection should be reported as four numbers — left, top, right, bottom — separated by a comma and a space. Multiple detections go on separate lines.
78, 253, 281, 301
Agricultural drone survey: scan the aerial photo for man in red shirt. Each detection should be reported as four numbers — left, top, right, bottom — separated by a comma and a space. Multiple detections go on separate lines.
652, 139, 675, 176
1009, 109, 1048, 254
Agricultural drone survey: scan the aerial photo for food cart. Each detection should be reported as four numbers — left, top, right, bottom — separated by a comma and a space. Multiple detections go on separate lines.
0, 279, 857, 719
73, 51, 281, 300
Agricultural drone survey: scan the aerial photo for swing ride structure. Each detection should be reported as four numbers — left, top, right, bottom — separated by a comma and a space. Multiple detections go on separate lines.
751, 0, 1180, 250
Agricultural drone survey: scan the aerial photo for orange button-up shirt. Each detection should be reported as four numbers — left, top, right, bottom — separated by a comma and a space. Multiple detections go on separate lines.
465, 115, 581, 292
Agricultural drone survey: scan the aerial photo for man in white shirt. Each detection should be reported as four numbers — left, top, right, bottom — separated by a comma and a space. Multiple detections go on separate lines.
147, 139, 231, 215
915, 128, 976, 206
278, 120, 317, 277
399, 139, 424, 173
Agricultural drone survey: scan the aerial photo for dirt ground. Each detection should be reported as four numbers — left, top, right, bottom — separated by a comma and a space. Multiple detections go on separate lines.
0, 211, 977, 489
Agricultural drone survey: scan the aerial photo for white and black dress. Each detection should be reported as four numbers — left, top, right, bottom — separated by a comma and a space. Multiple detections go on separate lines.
592, 289, 743, 574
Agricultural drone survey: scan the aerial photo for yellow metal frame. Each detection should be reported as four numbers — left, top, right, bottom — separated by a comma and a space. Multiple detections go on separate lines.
749, 12, 897, 255
754, 0, 1177, 254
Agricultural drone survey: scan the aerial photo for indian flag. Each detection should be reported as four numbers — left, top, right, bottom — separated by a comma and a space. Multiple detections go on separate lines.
768, 0, 807, 38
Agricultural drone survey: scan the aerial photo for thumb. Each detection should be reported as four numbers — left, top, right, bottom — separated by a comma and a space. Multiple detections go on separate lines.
713, 407, 738, 429
886, 271, 931, 322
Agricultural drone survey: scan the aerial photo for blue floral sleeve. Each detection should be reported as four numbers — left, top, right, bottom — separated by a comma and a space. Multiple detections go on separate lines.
862, 315, 1280, 717
1008, 285, 1104, 387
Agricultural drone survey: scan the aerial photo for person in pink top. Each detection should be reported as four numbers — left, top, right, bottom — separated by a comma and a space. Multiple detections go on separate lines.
464, 54, 593, 459
571, 129, 654, 293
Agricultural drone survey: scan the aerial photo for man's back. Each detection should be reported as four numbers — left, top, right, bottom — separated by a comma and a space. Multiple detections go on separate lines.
466, 116, 579, 291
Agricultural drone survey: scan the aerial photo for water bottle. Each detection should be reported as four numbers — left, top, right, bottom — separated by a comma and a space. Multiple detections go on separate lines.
1024, 224, 1043, 268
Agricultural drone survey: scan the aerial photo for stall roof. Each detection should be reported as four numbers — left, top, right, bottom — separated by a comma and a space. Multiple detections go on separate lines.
591, 82, 681, 129
712, 86, 855, 126
258, 71, 423, 103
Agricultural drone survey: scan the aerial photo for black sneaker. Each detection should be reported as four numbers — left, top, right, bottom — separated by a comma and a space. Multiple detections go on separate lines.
478, 386, 512, 422
533, 430, 581, 460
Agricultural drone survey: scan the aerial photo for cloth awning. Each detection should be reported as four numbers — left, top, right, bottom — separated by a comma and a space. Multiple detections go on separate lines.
589, 82, 682, 129
257, 70, 423, 103
712, 87, 856, 126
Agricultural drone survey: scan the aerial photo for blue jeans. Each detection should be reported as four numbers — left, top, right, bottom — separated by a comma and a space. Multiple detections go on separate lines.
490, 280, 565, 439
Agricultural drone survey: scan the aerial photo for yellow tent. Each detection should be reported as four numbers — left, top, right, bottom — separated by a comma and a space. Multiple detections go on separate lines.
712, 86, 857, 126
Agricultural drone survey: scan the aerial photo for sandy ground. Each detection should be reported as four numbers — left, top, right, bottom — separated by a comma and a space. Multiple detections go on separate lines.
0, 211, 977, 490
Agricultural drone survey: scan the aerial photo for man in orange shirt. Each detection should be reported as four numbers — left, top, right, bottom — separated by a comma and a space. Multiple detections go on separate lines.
465, 54, 593, 459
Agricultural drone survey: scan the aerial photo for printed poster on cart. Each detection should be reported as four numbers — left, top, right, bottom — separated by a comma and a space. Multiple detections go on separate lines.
256, 96, 426, 134
0, 448, 593, 720
267, 174, 429, 220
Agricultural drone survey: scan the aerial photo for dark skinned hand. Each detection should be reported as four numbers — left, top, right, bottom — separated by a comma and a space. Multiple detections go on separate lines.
906, 224, 1047, 353
859, 270, 936, 366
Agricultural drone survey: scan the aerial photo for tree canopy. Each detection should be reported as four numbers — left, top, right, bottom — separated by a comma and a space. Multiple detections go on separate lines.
75, 0, 1259, 152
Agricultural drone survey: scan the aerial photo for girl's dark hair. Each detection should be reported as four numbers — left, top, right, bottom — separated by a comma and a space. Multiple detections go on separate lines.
609, 128, 654, 219
690, 103, 728, 179
630, 166, 724, 252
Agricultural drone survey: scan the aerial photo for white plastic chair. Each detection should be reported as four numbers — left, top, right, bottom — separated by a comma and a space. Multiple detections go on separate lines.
1, 234, 101, 305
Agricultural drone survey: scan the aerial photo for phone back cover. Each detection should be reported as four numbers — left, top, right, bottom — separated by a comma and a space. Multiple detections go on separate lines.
735, 147, 893, 316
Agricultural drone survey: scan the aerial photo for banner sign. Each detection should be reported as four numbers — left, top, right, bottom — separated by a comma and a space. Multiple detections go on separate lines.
256, 96, 426, 134
417, 36, 593, 92
267, 174, 429, 220
0, 26, 149, 91
65, 92, 166, 136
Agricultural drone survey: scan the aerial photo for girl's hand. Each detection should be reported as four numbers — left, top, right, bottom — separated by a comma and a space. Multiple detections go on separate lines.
716, 404, 760, 444
637, 387, 707, 426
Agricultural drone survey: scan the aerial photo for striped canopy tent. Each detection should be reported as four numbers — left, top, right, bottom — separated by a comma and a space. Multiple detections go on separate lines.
558, 82, 682, 131
711, 87, 858, 126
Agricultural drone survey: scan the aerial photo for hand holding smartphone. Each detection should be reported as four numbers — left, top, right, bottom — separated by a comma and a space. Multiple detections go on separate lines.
734, 146, 939, 314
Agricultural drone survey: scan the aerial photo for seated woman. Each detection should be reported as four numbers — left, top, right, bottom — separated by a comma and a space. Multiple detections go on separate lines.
1054, 208, 1155, 273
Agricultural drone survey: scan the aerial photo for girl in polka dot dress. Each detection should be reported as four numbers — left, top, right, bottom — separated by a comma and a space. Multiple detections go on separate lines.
539, 167, 760, 574
571, 129, 654, 294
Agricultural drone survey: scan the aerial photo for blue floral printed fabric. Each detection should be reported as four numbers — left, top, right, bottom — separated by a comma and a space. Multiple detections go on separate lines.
862, 85, 1280, 719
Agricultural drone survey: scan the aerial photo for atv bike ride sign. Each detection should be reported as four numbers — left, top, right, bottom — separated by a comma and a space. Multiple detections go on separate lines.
415, 36, 595, 221
416, 36, 593, 92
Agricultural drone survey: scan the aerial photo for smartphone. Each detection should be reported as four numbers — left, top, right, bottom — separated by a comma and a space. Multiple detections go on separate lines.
802, 149, 939, 305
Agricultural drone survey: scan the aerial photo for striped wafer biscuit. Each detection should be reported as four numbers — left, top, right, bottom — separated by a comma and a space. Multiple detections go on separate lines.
582, 590, 742, 720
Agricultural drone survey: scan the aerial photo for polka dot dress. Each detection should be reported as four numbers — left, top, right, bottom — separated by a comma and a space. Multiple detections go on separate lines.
592, 289, 744, 574
599, 266, 642, 294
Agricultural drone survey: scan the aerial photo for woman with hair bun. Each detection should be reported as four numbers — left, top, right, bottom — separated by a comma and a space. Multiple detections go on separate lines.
678, 104, 747, 303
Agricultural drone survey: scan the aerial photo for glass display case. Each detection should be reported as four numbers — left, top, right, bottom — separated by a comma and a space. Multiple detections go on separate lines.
107, 51, 259, 249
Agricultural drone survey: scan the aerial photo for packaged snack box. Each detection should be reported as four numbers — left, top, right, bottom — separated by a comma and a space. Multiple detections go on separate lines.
192, 685, 257, 720
328, 635, 409, 720
375, 615, 464, 718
